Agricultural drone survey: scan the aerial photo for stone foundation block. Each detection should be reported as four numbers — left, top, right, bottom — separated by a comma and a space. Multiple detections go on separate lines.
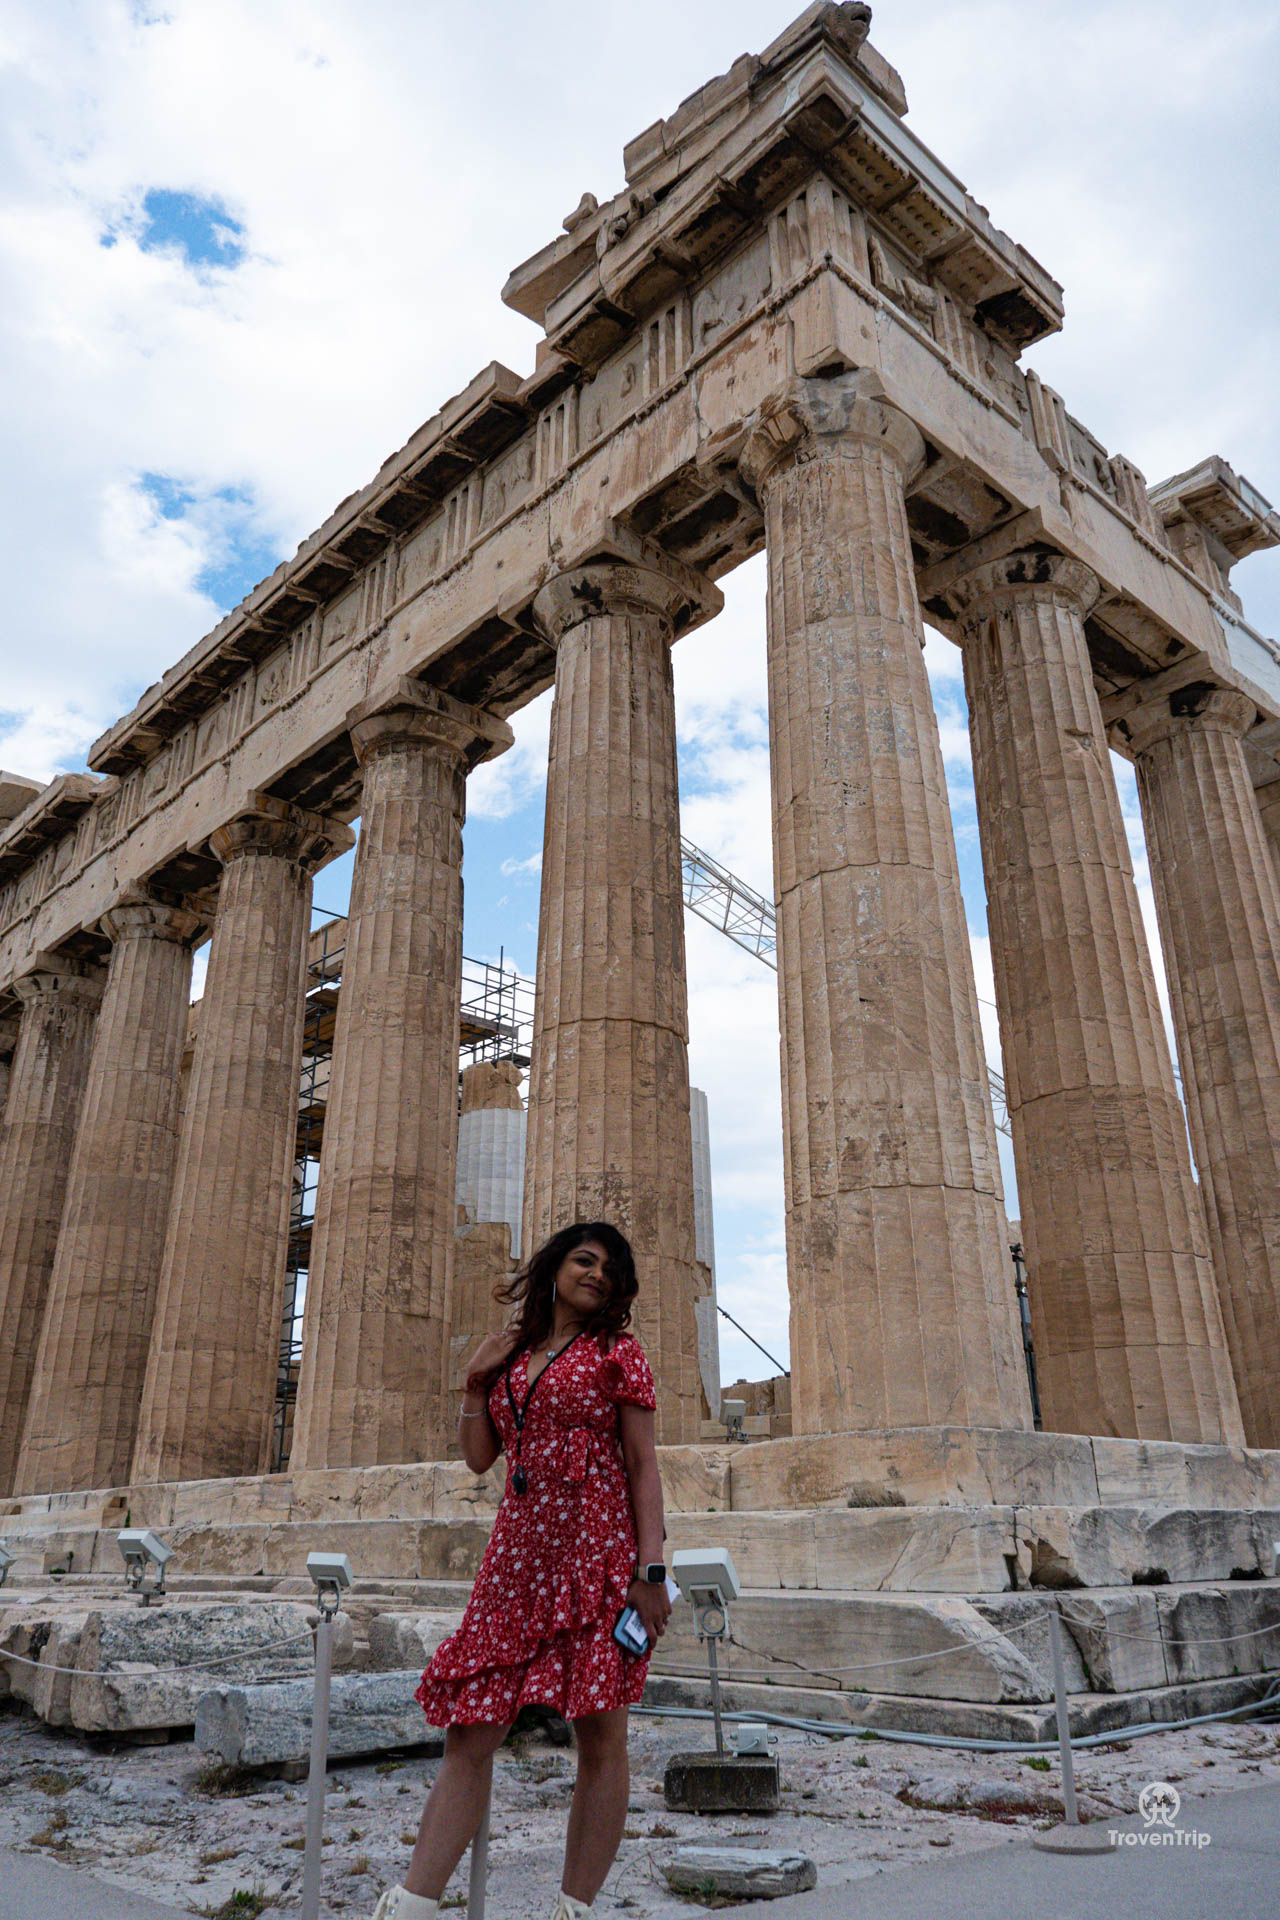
655, 1593, 1047, 1702
67, 1601, 315, 1732
366, 1612, 463, 1672
659, 1445, 735, 1514
728, 1428, 1096, 1513
1155, 1584, 1280, 1683
1017, 1506, 1280, 1589
1090, 1438, 1280, 1510
1055, 1592, 1168, 1693
196, 1668, 440, 1767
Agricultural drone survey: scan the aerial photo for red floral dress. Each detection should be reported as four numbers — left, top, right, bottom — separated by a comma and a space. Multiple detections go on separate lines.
416, 1332, 657, 1726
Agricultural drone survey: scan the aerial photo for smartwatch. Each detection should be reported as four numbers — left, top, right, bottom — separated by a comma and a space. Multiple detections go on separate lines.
640, 1562, 666, 1584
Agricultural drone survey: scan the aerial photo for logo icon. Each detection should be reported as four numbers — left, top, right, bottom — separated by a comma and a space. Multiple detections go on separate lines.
1139, 1781, 1182, 1828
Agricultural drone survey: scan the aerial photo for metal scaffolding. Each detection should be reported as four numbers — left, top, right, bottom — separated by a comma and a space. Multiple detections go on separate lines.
679, 834, 1013, 1141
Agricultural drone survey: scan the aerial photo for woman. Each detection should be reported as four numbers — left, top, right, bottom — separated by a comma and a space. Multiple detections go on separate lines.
372, 1221, 673, 1920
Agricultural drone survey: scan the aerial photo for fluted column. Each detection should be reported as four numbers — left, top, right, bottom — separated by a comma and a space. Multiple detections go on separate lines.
741, 371, 1030, 1438
1127, 688, 1280, 1446
291, 682, 512, 1470
14, 896, 202, 1495
524, 556, 718, 1442
0, 961, 103, 1492
132, 796, 353, 1485
951, 551, 1241, 1444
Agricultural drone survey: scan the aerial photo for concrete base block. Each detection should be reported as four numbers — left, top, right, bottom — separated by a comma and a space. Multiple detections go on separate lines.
663, 1751, 781, 1813
196, 1668, 441, 1767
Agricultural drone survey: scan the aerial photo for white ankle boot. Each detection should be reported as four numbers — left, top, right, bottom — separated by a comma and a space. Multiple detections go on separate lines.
553, 1895, 593, 1919
371, 1891, 439, 1920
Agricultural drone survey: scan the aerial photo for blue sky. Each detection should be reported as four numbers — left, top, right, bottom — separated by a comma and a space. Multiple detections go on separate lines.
2, 0, 1277, 1386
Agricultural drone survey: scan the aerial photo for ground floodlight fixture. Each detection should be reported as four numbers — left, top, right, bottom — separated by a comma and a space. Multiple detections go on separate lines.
721, 1397, 747, 1442
306, 1550, 352, 1618
0, 1541, 13, 1588
116, 1528, 173, 1604
671, 1547, 743, 1757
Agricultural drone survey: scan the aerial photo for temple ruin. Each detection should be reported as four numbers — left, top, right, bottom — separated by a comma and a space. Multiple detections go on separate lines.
2, 3, 1279, 1739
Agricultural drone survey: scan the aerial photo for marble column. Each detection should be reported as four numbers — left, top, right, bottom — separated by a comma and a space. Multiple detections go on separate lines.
951, 552, 1241, 1444
132, 796, 352, 1485
290, 682, 511, 1471
741, 372, 1031, 1438
14, 896, 202, 1495
1127, 687, 1280, 1447
524, 556, 716, 1443
0, 961, 103, 1493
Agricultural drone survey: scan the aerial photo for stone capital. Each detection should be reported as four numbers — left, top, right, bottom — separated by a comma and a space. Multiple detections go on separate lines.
347, 678, 513, 772
207, 793, 355, 874
532, 558, 705, 645
740, 371, 927, 496
99, 891, 204, 949
1124, 685, 1257, 759
946, 548, 1101, 627
12, 955, 105, 1013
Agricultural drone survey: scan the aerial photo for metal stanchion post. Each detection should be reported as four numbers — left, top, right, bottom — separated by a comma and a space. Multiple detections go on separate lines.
707, 1631, 726, 1757
302, 1552, 352, 1919
1031, 1608, 1113, 1855
467, 1786, 491, 1920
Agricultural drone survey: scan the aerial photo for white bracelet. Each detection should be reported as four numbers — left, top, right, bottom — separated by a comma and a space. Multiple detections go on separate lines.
459, 1405, 488, 1419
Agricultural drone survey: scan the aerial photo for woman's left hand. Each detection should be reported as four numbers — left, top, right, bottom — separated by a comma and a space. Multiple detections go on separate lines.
627, 1576, 672, 1648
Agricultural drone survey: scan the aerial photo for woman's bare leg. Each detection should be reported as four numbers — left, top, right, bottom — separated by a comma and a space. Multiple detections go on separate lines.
403, 1720, 510, 1899
562, 1708, 630, 1903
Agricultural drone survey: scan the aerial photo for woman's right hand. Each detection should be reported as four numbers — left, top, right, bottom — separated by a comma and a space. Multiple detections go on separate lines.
467, 1326, 517, 1375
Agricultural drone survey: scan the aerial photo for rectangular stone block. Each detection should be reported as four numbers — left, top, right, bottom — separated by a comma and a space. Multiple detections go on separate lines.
728, 1427, 1096, 1512
1017, 1506, 1280, 1589
164, 1522, 270, 1579
366, 1611, 463, 1672
667, 1511, 817, 1589
261, 1520, 421, 1582
654, 1592, 1049, 1702
1091, 1438, 1280, 1510
1055, 1591, 1169, 1693
68, 1601, 315, 1732
659, 1444, 734, 1513
196, 1668, 441, 1767
1155, 1584, 1280, 1683
428, 1461, 505, 1521
812, 1507, 1017, 1592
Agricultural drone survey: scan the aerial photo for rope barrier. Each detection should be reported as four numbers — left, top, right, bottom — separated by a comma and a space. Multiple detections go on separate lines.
1056, 1602, 1280, 1649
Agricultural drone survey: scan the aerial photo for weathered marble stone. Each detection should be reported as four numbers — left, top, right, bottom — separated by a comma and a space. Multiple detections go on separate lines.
365, 1611, 462, 1672
663, 1845, 812, 1895
67, 1601, 315, 1732
196, 1668, 442, 1767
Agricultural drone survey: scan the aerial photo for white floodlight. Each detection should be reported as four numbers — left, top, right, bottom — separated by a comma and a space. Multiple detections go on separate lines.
0, 1541, 14, 1588
672, 1547, 744, 1757
116, 1528, 173, 1604
306, 1550, 352, 1618
671, 1548, 741, 1610
721, 1397, 747, 1442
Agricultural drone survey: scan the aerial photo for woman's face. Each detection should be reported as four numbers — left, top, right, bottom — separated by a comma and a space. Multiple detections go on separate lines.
554, 1238, 612, 1320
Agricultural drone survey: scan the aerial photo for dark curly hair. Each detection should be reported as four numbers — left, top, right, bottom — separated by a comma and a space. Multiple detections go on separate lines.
466, 1220, 638, 1395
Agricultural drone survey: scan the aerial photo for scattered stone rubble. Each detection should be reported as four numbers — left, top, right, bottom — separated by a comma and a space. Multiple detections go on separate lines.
1, 1694, 1278, 1917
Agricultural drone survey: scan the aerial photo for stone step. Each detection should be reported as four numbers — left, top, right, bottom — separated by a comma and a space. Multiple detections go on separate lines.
649, 1581, 1280, 1702
3, 1500, 1277, 1596
6, 1429, 1280, 1540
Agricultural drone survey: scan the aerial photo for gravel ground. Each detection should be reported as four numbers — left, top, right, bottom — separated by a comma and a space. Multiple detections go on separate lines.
1, 1698, 1279, 1917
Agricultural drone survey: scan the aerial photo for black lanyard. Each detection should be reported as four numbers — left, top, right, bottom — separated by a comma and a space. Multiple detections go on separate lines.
504, 1332, 585, 1495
